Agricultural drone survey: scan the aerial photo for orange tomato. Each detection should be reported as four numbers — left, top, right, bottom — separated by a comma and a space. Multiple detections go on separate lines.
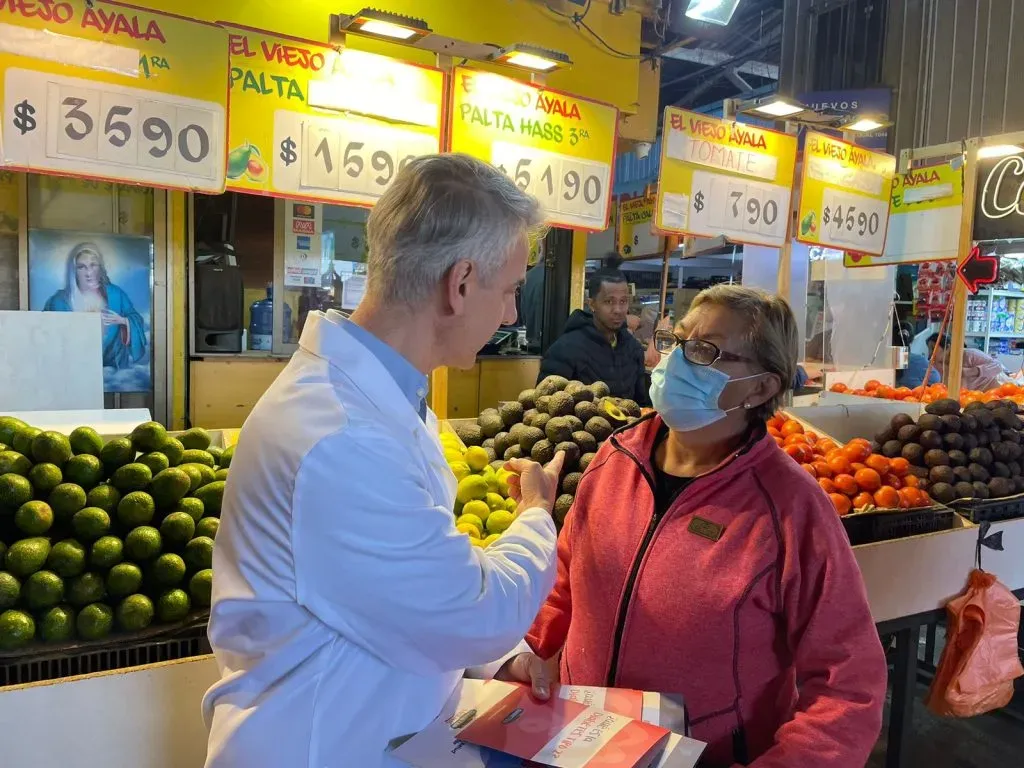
890, 457, 910, 476
827, 455, 852, 475
852, 492, 874, 509
818, 478, 837, 494
902, 474, 919, 488
904, 396, 920, 402
784, 443, 812, 464
854, 468, 882, 492
873, 486, 901, 509
893, 387, 913, 400
883, 473, 904, 490
801, 463, 817, 477
783, 433, 810, 446
833, 473, 859, 496
812, 461, 833, 479
768, 426, 782, 439
781, 420, 804, 437
876, 385, 895, 400
900, 487, 926, 508
865, 454, 890, 475
843, 442, 872, 464
817, 439, 839, 455
850, 462, 867, 473
830, 382, 849, 393
805, 431, 819, 443
830, 493, 852, 515
773, 435, 784, 446
865, 379, 881, 392
911, 386, 924, 397
768, 414, 785, 431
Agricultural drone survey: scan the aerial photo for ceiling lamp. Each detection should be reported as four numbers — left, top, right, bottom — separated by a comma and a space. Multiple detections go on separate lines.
749, 96, 807, 118
489, 43, 573, 72
335, 8, 432, 42
978, 144, 1024, 159
685, 0, 744, 27
838, 114, 893, 132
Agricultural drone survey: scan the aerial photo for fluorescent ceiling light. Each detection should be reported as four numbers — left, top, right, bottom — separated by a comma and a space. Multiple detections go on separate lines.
978, 144, 1023, 159
359, 20, 417, 39
505, 52, 559, 71
337, 9, 432, 42
752, 97, 805, 117
490, 43, 572, 72
845, 118, 883, 132
686, 0, 743, 27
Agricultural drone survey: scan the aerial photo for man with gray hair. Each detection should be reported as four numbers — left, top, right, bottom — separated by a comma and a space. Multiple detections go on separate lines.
203, 153, 564, 768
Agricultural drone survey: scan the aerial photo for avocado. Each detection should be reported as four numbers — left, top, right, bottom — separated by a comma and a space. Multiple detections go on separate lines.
989, 477, 1015, 498
589, 381, 611, 399
518, 426, 545, 454
508, 423, 528, 442
992, 461, 1012, 479
947, 449, 968, 467
538, 375, 569, 394
882, 440, 903, 459
875, 428, 896, 445
962, 434, 979, 452
493, 433, 514, 459
531, 439, 555, 465
972, 481, 992, 499
897, 425, 921, 443
181, 449, 215, 468
925, 398, 961, 416
499, 401, 525, 428
969, 447, 994, 467
178, 427, 212, 451
111, 462, 153, 493
503, 445, 524, 461
531, 413, 551, 433
929, 465, 955, 485
453, 423, 484, 447
953, 482, 976, 500
535, 396, 553, 414
100, 438, 135, 471
553, 494, 574, 526
969, 463, 991, 483
572, 431, 598, 455
575, 401, 600, 423
564, 382, 594, 404
545, 417, 573, 445
547, 392, 575, 417
890, 413, 915, 431
561, 472, 583, 495
150, 468, 192, 509
902, 443, 925, 465
555, 441, 581, 470
940, 415, 962, 433
929, 482, 956, 504
192, 481, 226, 515
129, 421, 168, 453
517, 389, 537, 410
619, 399, 642, 418
943, 433, 965, 451
952, 466, 973, 483
586, 417, 614, 442
919, 431, 944, 450
483, 445, 497, 463
961, 413, 979, 432
579, 452, 597, 472
917, 414, 943, 433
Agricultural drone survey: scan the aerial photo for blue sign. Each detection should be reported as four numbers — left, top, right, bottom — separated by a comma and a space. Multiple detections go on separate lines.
798, 87, 892, 150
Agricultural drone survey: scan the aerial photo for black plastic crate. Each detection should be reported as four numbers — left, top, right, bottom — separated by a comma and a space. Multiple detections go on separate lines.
951, 492, 1024, 524
841, 505, 956, 546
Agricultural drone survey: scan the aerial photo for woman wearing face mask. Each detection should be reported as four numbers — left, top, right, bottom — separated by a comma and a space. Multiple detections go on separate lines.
499, 285, 886, 768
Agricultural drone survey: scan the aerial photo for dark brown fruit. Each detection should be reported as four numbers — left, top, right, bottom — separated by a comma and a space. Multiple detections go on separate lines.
882, 440, 904, 459
947, 450, 968, 467
590, 381, 611, 399
902, 444, 925, 465
875, 428, 896, 445
547, 392, 575, 418
482, 438, 495, 450
919, 431, 943, 450
502, 445, 522, 461
586, 417, 613, 442
890, 413, 915, 431
989, 477, 1015, 498
553, 494, 574, 526
993, 461, 1012, 479
969, 463, 991, 483
953, 466, 973, 483
499, 401, 525, 428
518, 427, 545, 454
929, 482, 955, 504
897, 425, 921, 443
572, 431, 598, 455
929, 465, 955, 485
1009, 461, 1022, 477
953, 482, 976, 500
991, 407, 1020, 430
579, 453, 597, 472
969, 447, 993, 467
962, 434, 979, 452
546, 417, 573, 444
493, 433, 513, 458
517, 389, 537, 410
575, 401, 600, 423
555, 441, 581, 470
961, 414, 979, 432
940, 415, 962, 433
974, 409, 995, 429
532, 413, 551, 432
991, 442, 1013, 463
531, 439, 555, 465
943, 433, 965, 451
924, 449, 949, 467
564, 382, 594, 404
484, 446, 497, 462
917, 414, 944, 432
909, 465, 930, 480
564, 415, 584, 433
561, 472, 583, 495
535, 395, 553, 414
454, 423, 484, 447
925, 398, 961, 416
973, 481, 991, 500
478, 409, 504, 438
1001, 429, 1021, 445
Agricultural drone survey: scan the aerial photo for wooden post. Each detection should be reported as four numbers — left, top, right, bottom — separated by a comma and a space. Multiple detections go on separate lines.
947, 139, 980, 398
658, 238, 672, 319
430, 367, 448, 419
776, 240, 792, 302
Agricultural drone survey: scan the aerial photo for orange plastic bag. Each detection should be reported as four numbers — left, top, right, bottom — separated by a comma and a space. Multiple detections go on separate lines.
925, 568, 1024, 717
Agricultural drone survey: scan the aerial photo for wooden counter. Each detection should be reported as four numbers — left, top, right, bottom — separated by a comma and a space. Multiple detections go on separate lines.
445, 356, 542, 419
189, 357, 289, 429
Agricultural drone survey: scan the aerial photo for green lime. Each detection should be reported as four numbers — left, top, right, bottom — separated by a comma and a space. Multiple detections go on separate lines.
67, 572, 105, 607
111, 463, 152, 493
179, 428, 211, 451
48, 483, 87, 520
156, 437, 185, 467
189, 568, 213, 607
192, 481, 225, 515
125, 526, 162, 562
214, 468, 229, 482
181, 450, 215, 469
99, 437, 135, 471
0, 572, 21, 610
13, 427, 41, 457
207, 446, 224, 465
117, 491, 156, 527
63, 454, 104, 489
151, 553, 186, 586
69, 426, 104, 457
0, 473, 33, 508
129, 421, 168, 454
183, 536, 214, 572
160, 511, 196, 549
86, 484, 121, 513
23, 570, 64, 610
219, 444, 235, 469
5, 538, 50, 578
0, 609, 35, 650
15, 500, 53, 535
149, 468, 192, 509
195, 516, 219, 540
39, 604, 75, 642
0, 450, 31, 477
177, 464, 203, 492
106, 563, 143, 598
47, 539, 87, 578
28, 463, 63, 496
116, 593, 154, 632
90, 536, 123, 569
138, 452, 170, 476
71, 507, 111, 542
76, 602, 113, 640
176, 497, 204, 523
31, 431, 72, 466
0, 416, 27, 446
182, 463, 216, 489
156, 588, 191, 623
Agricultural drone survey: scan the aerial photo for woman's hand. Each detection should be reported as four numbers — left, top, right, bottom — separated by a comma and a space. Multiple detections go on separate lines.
495, 652, 560, 700
101, 309, 127, 327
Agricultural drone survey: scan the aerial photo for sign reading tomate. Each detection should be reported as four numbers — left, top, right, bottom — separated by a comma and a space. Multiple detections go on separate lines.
796, 131, 896, 256
223, 26, 443, 206
0, 0, 228, 193
655, 107, 798, 248
448, 67, 618, 231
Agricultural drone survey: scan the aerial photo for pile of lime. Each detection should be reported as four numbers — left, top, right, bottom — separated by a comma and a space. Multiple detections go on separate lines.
440, 431, 521, 550
0, 417, 229, 652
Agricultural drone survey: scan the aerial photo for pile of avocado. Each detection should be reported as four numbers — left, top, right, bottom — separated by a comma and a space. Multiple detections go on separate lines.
454, 375, 641, 528
873, 398, 1024, 504
0, 417, 232, 653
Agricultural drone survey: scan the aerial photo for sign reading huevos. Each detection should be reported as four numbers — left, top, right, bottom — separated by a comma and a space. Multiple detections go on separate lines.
655, 107, 798, 247
797, 131, 896, 256
845, 161, 963, 267
224, 26, 444, 206
0, 0, 228, 193
449, 67, 618, 231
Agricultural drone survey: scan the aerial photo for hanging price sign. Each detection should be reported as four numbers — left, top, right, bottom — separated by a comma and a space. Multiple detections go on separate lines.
655, 107, 798, 247
796, 131, 896, 256
224, 27, 443, 206
449, 67, 618, 231
0, 1, 228, 192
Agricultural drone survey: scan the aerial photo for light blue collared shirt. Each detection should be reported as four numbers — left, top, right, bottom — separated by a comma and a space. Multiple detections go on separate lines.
328, 311, 428, 421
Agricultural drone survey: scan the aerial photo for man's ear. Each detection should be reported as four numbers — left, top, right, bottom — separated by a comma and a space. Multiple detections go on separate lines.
445, 260, 473, 315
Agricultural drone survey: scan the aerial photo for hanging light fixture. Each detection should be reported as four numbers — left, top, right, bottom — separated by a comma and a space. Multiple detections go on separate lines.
489, 43, 573, 72
334, 8, 432, 42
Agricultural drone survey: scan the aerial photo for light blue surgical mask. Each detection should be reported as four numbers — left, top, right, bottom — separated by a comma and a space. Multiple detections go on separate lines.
650, 347, 765, 432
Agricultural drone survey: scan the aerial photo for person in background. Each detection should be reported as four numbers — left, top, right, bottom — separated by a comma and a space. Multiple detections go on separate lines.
895, 326, 940, 388
503, 285, 886, 768
929, 333, 1010, 391
520, 257, 545, 348
538, 267, 651, 406
203, 154, 565, 768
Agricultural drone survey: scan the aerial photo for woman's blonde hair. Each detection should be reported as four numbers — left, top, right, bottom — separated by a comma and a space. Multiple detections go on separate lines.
684, 284, 799, 422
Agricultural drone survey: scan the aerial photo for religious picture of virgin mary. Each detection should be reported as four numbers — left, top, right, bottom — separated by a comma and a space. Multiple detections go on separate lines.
29, 231, 153, 394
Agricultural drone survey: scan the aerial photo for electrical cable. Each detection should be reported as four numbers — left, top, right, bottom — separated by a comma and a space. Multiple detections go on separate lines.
541, 0, 645, 60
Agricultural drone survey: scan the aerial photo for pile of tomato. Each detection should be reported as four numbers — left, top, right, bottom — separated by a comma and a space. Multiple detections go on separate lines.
768, 414, 933, 515
830, 379, 1024, 407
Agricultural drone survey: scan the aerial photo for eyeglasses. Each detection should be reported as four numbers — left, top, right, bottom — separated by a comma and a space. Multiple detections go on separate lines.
653, 330, 757, 366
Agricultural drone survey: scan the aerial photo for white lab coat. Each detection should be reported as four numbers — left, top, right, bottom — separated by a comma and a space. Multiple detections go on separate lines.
203, 311, 558, 768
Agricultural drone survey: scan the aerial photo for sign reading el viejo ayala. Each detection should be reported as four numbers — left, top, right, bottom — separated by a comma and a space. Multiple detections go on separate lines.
655, 107, 798, 248
224, 26, 444, 206
796, 131, 896, 256
0, 0, 228, 193
449, 67, 618, 231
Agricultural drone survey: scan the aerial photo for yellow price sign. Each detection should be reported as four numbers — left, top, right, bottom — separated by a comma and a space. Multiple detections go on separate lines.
449, 67, 618, 231
655, 107, 797, 247
224, 26, 444, 207
797, 131, 896, 256
845, 162, 964, 267
617, 194, 661, 257
0, 1, 228, 192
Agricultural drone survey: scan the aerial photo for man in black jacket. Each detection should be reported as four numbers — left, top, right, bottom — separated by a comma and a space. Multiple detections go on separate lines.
538, 268, 651, 406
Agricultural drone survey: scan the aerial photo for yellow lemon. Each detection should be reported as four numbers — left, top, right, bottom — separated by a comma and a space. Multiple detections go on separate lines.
464, 446, 490, 472
456, 475, 488, 504
469, 537, 487, 548
449, 461, 472, 482
444, 448, 465, 464
485, 493, 506, 512
462, 500, 491, 524
440, 432, 461, 447
504, 497, 518, 513
484, 473, 500, 494
456, 514, 485, 537
483, 533, 501, 547
457, 522, 482, 538
486, 510, 515, 534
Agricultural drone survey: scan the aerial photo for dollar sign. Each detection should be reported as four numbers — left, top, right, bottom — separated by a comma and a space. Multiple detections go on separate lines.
822, 205, 831, 226
12, 99, 36, 135
279, 136, 297, 166
693, 190, 705, 213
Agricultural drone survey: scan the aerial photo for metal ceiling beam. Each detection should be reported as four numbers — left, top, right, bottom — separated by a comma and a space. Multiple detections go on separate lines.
662, 47, 779, 79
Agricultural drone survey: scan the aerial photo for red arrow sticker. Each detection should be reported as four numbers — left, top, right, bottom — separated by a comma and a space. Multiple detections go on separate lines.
957, 246, 999, 294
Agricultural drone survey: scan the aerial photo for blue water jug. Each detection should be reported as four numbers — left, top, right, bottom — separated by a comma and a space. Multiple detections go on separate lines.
249, 285, 292, 350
